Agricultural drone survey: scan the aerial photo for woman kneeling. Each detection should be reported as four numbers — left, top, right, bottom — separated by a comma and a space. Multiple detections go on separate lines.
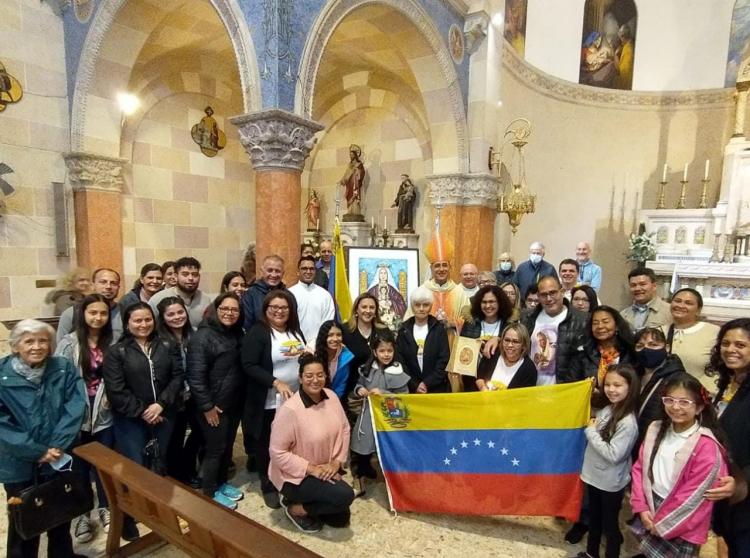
269, 354, 354, 533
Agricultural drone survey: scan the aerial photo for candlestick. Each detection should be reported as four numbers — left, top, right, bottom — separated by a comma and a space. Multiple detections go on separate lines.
370, 222, 377, 247
676, 179, 688, 209
656, 179, 667, 209
661, 163, 668, 183
704, 159, 710, 181
698, 178, 710, 209
381, 224, 390, 248
683, 163, 688, 182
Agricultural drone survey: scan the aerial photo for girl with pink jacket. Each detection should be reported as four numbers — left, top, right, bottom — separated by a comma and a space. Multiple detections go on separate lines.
631, 374, 728, 557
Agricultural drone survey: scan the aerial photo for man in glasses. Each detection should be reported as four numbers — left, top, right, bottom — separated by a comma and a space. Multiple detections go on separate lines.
520, 275, 589, 386
289, 256, 334, 344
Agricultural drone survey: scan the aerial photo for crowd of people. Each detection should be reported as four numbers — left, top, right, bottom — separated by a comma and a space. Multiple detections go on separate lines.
1, 238, 749, 558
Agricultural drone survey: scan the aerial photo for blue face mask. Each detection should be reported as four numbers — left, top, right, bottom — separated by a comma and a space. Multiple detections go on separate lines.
49, 453, 73, 472
529, 254, 542, 265
500, 262, 512, 272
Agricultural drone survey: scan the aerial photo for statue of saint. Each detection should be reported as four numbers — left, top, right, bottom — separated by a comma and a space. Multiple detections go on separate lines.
392, 174, 416, 232
339, 144, 365, 221
191, 106, 226, 157
305, 189, 320, 231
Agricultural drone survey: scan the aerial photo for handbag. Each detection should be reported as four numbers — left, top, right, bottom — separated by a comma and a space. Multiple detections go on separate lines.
143, 435, 166, 475
7, 468, 93, 540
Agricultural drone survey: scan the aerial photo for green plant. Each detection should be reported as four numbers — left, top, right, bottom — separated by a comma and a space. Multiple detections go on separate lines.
626, 231, 656, 263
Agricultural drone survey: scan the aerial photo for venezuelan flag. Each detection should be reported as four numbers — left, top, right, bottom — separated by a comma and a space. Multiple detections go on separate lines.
371, 381, 591, 520
328, 221, 353, 322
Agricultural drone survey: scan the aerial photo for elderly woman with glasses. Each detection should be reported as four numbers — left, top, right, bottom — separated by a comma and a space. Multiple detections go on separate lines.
1, 319, 86, 558
241, 290, 306, 509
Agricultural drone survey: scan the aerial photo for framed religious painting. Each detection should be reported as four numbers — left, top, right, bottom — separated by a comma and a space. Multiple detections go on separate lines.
346, 247, 420, 331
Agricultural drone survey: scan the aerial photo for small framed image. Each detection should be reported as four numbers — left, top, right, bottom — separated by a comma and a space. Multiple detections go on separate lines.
346, 247, 420, 331
448, 336, 482, 377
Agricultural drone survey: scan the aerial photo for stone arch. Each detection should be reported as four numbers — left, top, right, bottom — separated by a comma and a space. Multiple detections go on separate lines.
297, 0, 468, 172
70, 0, 261, 153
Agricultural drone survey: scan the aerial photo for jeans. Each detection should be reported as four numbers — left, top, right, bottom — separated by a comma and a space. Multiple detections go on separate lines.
254, 409, 276, 494
726, 528, 750, 558
196, 406, 240, 496
112, 413, 174, 468
4, 479, 76, 558
166, 402, 204, 483
585, 483, 624, 558
74, 427, 115, 508
281, 476, 354, 526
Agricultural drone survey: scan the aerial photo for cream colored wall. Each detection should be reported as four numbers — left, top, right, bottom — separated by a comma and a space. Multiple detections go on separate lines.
122, 93, 254, 294
494, 53, 734, 308
0, 0, 73, 348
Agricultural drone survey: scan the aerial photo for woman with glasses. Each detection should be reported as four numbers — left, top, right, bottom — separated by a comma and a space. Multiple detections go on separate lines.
187, 293, 245, 509
475, 323, 537, 390
570, 285, 599, 314
499, 282, 522, 323
241, 290, 306, 509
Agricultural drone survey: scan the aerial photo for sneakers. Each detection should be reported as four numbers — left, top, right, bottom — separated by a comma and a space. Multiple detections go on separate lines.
352, 477, 366, 498
97, 507, 111, 533
74, 513, 94, 543
213, 490, 238, 510
262, 490, 281, 509
218, 483, 244, 502
283, 506, 322, 534
565, 522, 588, 544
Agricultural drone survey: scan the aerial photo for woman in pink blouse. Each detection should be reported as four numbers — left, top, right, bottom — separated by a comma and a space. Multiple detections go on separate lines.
269, 354, 354, 533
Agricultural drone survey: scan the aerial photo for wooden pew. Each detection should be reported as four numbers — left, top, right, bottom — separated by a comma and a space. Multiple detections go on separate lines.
74, 442, 321, 558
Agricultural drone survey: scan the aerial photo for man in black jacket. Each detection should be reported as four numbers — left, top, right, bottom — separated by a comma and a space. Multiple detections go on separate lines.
520, 276, 589, 385
241, 255, 288, 330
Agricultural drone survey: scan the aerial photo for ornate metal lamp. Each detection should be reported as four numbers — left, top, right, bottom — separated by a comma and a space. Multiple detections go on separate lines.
489, 118, 536, 234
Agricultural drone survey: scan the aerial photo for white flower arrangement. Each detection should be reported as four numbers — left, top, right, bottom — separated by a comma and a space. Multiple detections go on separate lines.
626, 231, 656, 263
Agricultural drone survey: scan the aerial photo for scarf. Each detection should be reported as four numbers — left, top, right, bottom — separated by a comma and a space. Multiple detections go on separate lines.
597, 347, 620, 386
11, 356, 45, 384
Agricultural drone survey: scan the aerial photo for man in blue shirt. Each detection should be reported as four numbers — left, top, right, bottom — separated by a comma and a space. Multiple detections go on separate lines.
575, 241, 602, 292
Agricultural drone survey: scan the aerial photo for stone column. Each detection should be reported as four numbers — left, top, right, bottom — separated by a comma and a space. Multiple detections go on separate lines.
426, 173, 499, 275
231, 109, 323, 284
63, 152, 127, 276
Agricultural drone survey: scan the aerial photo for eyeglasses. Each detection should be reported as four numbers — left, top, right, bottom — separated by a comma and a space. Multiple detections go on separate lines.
299, 267, 316, 272
217, 307, 240, 314
502, 338, 522, 345
538, 290, 560, 300
268, 305, 290, 313
661, 396, 697, 409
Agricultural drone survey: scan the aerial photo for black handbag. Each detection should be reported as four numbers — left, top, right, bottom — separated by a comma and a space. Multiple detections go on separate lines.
143, 436, 166, 475
7, 468, 94, 540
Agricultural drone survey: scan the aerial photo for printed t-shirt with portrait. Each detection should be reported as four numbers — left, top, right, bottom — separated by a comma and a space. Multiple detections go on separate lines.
530, 308, 567, 386
265, 330, 305, 409
413, 322, 429, 372
480, 320, 502, 342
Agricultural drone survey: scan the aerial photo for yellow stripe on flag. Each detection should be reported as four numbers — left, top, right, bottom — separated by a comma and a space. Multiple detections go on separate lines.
372, 380, 592, 432
333, 221, 352, 322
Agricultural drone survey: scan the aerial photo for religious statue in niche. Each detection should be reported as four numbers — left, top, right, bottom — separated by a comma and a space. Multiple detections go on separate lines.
391, 174, 417, 233
0, 62, 23, 112
578, 0, 636, 90
448, 24, 465, 65
191, 106, 227, 157
339, 144, 366, 222
305, 189, 320, 231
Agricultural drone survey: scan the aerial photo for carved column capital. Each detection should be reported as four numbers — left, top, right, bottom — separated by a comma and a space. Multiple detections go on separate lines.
426, 173, 499, 208
63, 152, 128, 193
464, 11, 489, 56
230, 109, 324, 172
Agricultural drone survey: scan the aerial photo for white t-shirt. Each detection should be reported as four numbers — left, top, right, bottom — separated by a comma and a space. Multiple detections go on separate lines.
265, 330, 305, 409
489, 357, 524, 389
480, 320, 502, 341
652, 421, 701, 498
413, 322, 429, 372
531, 308, 568, 386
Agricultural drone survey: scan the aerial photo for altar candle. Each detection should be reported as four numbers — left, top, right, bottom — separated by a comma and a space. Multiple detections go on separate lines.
371, 217, 374, 228
661, 163, 667, 182
683, 163, 688, 182
704, 159, 710, 180
384, 215, 387, 230
316, 218, 319, 231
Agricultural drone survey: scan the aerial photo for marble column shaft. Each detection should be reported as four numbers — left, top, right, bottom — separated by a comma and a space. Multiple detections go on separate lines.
427, 173, 499, 277
231, 109, 323, 284
63, 152, 127, 277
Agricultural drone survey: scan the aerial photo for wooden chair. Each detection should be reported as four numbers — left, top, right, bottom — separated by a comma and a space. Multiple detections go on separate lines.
74, 442, 321, 558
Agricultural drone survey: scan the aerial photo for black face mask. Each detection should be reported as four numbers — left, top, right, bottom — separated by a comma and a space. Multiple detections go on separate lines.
636, 347, 668, 369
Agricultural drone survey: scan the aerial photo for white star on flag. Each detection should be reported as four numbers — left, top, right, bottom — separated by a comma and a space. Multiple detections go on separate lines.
487, 441, 495, 448
444, 458, 451, 465
511, 458, 520, 466
501, 447, 509, 455
473, 438, 481, 446
461, 440, 468, 448
450, 447, 458, 455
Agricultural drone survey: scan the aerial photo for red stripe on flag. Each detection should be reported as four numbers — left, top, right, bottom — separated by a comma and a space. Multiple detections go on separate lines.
383, 472, 583, 521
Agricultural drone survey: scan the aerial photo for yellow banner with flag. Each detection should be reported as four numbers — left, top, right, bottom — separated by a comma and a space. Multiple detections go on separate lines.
329, 220, 352, 322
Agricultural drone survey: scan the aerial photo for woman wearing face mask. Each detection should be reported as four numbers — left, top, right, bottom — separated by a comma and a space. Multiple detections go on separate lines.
663, 287, 720, 394
633, 327, 686, 446
493, 252, 516, 285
